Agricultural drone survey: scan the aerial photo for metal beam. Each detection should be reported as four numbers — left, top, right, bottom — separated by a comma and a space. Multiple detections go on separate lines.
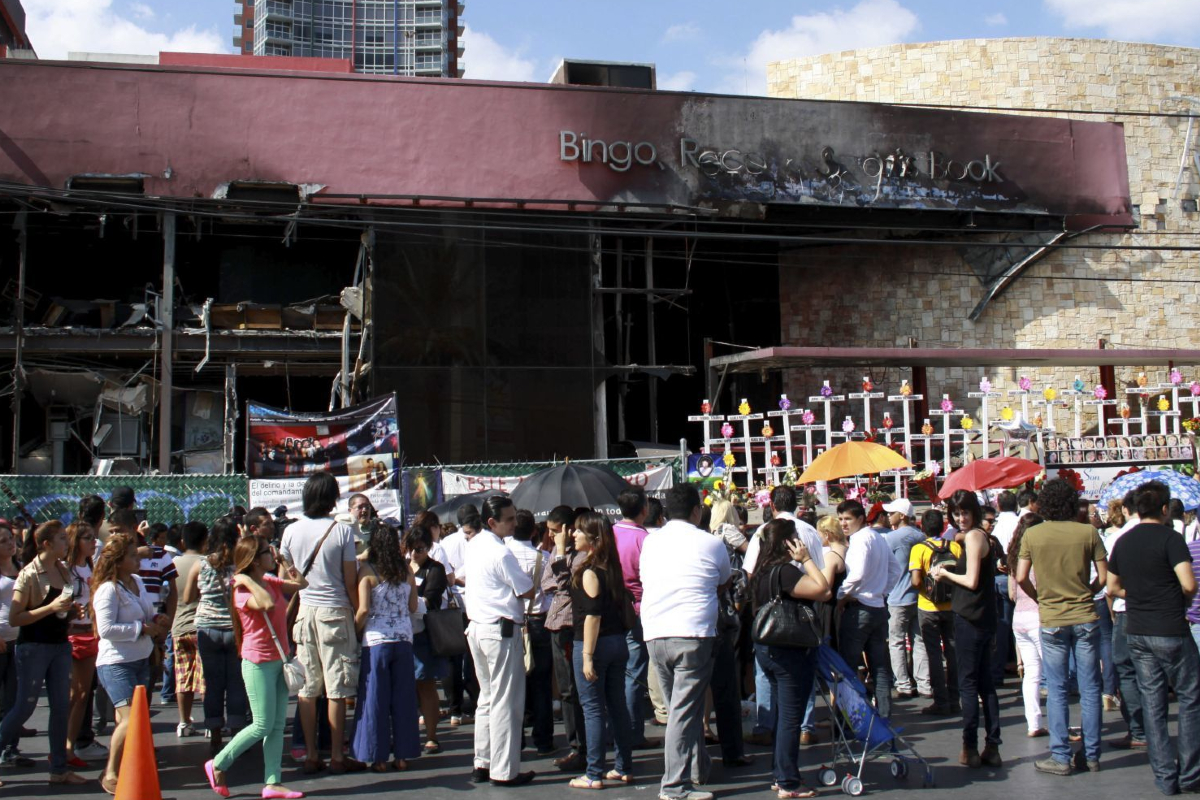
10, 211, 26, 470
0, 328, 354, 359
159, 213, 176, 473
710, 346, 1200, 373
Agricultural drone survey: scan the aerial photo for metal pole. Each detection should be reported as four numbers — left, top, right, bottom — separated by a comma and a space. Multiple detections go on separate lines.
224, 363, 238, 474
646, 238, 657, 444
615, 238, 625, 442
158, 212, 176, 474
591, 227, 609, 458
10, 212, 27, 471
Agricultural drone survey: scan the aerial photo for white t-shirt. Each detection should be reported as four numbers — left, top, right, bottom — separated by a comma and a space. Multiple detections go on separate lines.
279, 515, 357, 609
1104, 515, 1139, 613
0, 573, 17, 643
838, 527, 899, 608
464, 531, 533, 624
506, 539, 552, 614
439, 529, 469, 602
991, 511, 1021, 555
743, 512, 825, 575
640, 519, 731, 641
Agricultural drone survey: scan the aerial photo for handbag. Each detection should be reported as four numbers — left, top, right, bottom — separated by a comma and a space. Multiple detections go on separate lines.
751, 564, 822, 649
522, 550, 545, 675
284, 520, 339, 648
263, 607, 307, 696
425, 590, 468, 657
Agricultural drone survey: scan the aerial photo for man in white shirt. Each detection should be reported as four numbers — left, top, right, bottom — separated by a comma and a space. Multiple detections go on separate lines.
506, 509, 554, 755
465, 496, 535, 786
837, 499, 902, 720
1108, 490, 1148, 748
439, 504, 482, 724
991, 492, 1021, 555
742, 486, 824, 746
641, 485, 731, 800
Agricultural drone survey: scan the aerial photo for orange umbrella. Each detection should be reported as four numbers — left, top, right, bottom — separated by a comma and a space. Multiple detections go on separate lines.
797, 440, 913, 483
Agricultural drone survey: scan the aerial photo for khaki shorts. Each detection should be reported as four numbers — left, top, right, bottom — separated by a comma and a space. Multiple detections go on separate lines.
294, 604, 360, 700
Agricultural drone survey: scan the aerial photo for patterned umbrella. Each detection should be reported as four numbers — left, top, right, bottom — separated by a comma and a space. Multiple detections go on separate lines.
1097, 469, 1200, 511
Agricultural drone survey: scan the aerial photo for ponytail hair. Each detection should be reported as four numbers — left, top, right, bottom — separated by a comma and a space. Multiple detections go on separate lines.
22, 521, 63, 567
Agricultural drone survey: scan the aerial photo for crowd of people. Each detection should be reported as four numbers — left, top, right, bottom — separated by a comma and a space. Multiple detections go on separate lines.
0, 472, 1196, 798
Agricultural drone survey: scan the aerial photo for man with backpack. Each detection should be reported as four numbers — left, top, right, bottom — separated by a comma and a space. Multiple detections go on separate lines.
909, 509, 962, 716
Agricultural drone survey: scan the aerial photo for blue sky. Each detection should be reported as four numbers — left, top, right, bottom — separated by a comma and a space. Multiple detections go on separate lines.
21, 0, 1200, 94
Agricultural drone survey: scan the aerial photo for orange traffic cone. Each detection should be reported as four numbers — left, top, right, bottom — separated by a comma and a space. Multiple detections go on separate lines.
115, 685, 162, 800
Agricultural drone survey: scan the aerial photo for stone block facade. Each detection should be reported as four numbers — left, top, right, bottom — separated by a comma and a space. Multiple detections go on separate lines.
767, 38, 1200, 433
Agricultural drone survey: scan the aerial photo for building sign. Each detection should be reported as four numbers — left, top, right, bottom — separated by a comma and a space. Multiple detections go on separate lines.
0, 62, 1132, 227
246, 395, 401, 519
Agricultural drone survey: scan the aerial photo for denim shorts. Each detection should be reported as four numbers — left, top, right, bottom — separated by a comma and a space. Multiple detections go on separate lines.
97, 658, 151, 708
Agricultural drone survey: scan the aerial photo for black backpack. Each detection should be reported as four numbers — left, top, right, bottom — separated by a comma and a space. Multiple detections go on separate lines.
919, 539, 958, 606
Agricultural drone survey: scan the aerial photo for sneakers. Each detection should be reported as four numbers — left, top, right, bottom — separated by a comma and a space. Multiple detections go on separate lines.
1034, 758, 1073, 776
960, 748, 982, 769
0, 748, 34, 768
1072, 750, 1100, 772
177, 722, 197, 738
980, 744, 1002, 767
1102, 694, 1119, 711
76, 742, 109, 761
449, 716, 463, 727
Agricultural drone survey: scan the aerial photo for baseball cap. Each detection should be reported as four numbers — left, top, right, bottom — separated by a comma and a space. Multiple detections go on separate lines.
882, 498, 915, 518
110, 486, 136, 508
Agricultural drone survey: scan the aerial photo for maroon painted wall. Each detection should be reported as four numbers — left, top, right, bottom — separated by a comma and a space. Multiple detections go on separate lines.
0, 60, 1131, 224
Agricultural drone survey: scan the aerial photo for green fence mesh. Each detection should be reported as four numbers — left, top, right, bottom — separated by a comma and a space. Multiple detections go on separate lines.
0, 475, 248, 526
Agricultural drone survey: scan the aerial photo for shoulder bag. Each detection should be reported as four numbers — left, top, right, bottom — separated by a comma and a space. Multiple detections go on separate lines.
425, 588, 468, 657
284, 520, 339, 649
751, 563, 822, 649
263, 603, 307, 696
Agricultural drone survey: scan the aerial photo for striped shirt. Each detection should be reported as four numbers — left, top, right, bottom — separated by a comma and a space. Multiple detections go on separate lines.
1187, 539, 1200, 625
138, 546, 178, 610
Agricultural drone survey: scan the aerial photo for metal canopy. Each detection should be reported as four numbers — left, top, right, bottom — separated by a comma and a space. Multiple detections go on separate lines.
709, 346, 1200, 373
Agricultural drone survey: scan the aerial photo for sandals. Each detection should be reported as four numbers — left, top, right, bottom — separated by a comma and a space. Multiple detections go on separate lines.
777, 788, 817, 799
604, 771, 632, 784
424, 740, 442, 754
101, 774, 119, 795
569, 776, 605, 789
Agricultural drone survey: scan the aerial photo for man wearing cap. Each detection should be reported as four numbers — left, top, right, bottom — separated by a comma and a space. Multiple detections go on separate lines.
883, 499, 931, 701
98, 486, 136, 545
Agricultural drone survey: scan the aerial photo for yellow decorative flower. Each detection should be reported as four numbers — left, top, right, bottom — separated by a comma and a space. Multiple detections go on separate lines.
899, 381, 912, 397
1158, 396, 1170, 412
1043, 387, 1057, 402
762, 423, 774, 437
961, 416, 974, 430
723, 451, 736, 467
738, 399, 751, 415
1137, 372, 1148, 388
921, 421, 933, 436
704, 496, 714, 506
1000, 406, 1015, 421
713, 480, 724, 491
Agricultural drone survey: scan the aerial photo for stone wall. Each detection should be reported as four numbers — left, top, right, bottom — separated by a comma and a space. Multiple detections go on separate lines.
768, 38, 1200, 432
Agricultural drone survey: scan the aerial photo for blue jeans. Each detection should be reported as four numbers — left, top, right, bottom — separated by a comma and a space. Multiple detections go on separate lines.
0, 641, 71, 773
1095, 599, 1116, 697
625, 618, 648, 744
754, 659, 775, 734
160, 632, 176, 704
954, 616, 1000, 749
992, 577, 1014, 682
838, 604, 892, 719
1191, 622, 1200, 654
97, 658, 151, 708
352, 642, 420, 764
1112, 613, 1146, 742
755, 644, 816, 791
1041, 621, 1102, 764
574, 634, 633, 780
1128, 634, 1200, 795
197, 627, 248, 731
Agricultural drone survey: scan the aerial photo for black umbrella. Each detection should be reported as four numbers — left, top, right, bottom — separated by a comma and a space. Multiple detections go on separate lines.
428, 489, 508, 525
510, 463, 629, 520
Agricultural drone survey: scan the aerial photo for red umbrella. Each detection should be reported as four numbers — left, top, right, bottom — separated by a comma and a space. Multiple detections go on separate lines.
938, 456, 1042, 500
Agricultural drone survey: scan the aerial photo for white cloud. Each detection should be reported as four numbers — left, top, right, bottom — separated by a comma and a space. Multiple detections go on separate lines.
715, 0, 920, 94
985, 12, 1008, 26
1045, 0, 1200, 39
662, 22, 701, 43
130, 2, 154, 21
460, 26, 537, 82
24, 0, 226, 60
659, 70, 697, 91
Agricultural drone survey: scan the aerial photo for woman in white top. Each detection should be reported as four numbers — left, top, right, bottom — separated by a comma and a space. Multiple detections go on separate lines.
92, 533, 169, 794
351, 524, 419, 772
65, 522, 99, 768
0, 524, 19, 729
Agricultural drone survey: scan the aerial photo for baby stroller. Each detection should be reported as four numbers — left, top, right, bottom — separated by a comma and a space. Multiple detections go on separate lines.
812, 644, 934, 795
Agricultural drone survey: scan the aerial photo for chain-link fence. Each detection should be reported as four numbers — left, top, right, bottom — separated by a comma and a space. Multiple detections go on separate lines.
0, 475, 248, 526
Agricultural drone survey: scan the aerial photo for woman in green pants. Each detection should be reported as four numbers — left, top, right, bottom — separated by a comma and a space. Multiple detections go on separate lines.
204, 535, 306, 799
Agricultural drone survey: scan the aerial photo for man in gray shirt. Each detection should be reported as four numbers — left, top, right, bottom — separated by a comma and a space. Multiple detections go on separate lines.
279, 472, 365, 774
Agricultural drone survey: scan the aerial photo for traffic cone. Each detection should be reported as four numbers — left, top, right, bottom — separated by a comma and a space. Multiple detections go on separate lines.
115, 685, 162, 800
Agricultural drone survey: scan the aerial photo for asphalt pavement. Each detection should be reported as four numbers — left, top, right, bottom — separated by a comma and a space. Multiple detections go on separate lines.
0, 678, 1174, 800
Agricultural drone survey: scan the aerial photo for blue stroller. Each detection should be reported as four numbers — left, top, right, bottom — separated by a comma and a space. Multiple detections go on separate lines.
812, 644, 934, 795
